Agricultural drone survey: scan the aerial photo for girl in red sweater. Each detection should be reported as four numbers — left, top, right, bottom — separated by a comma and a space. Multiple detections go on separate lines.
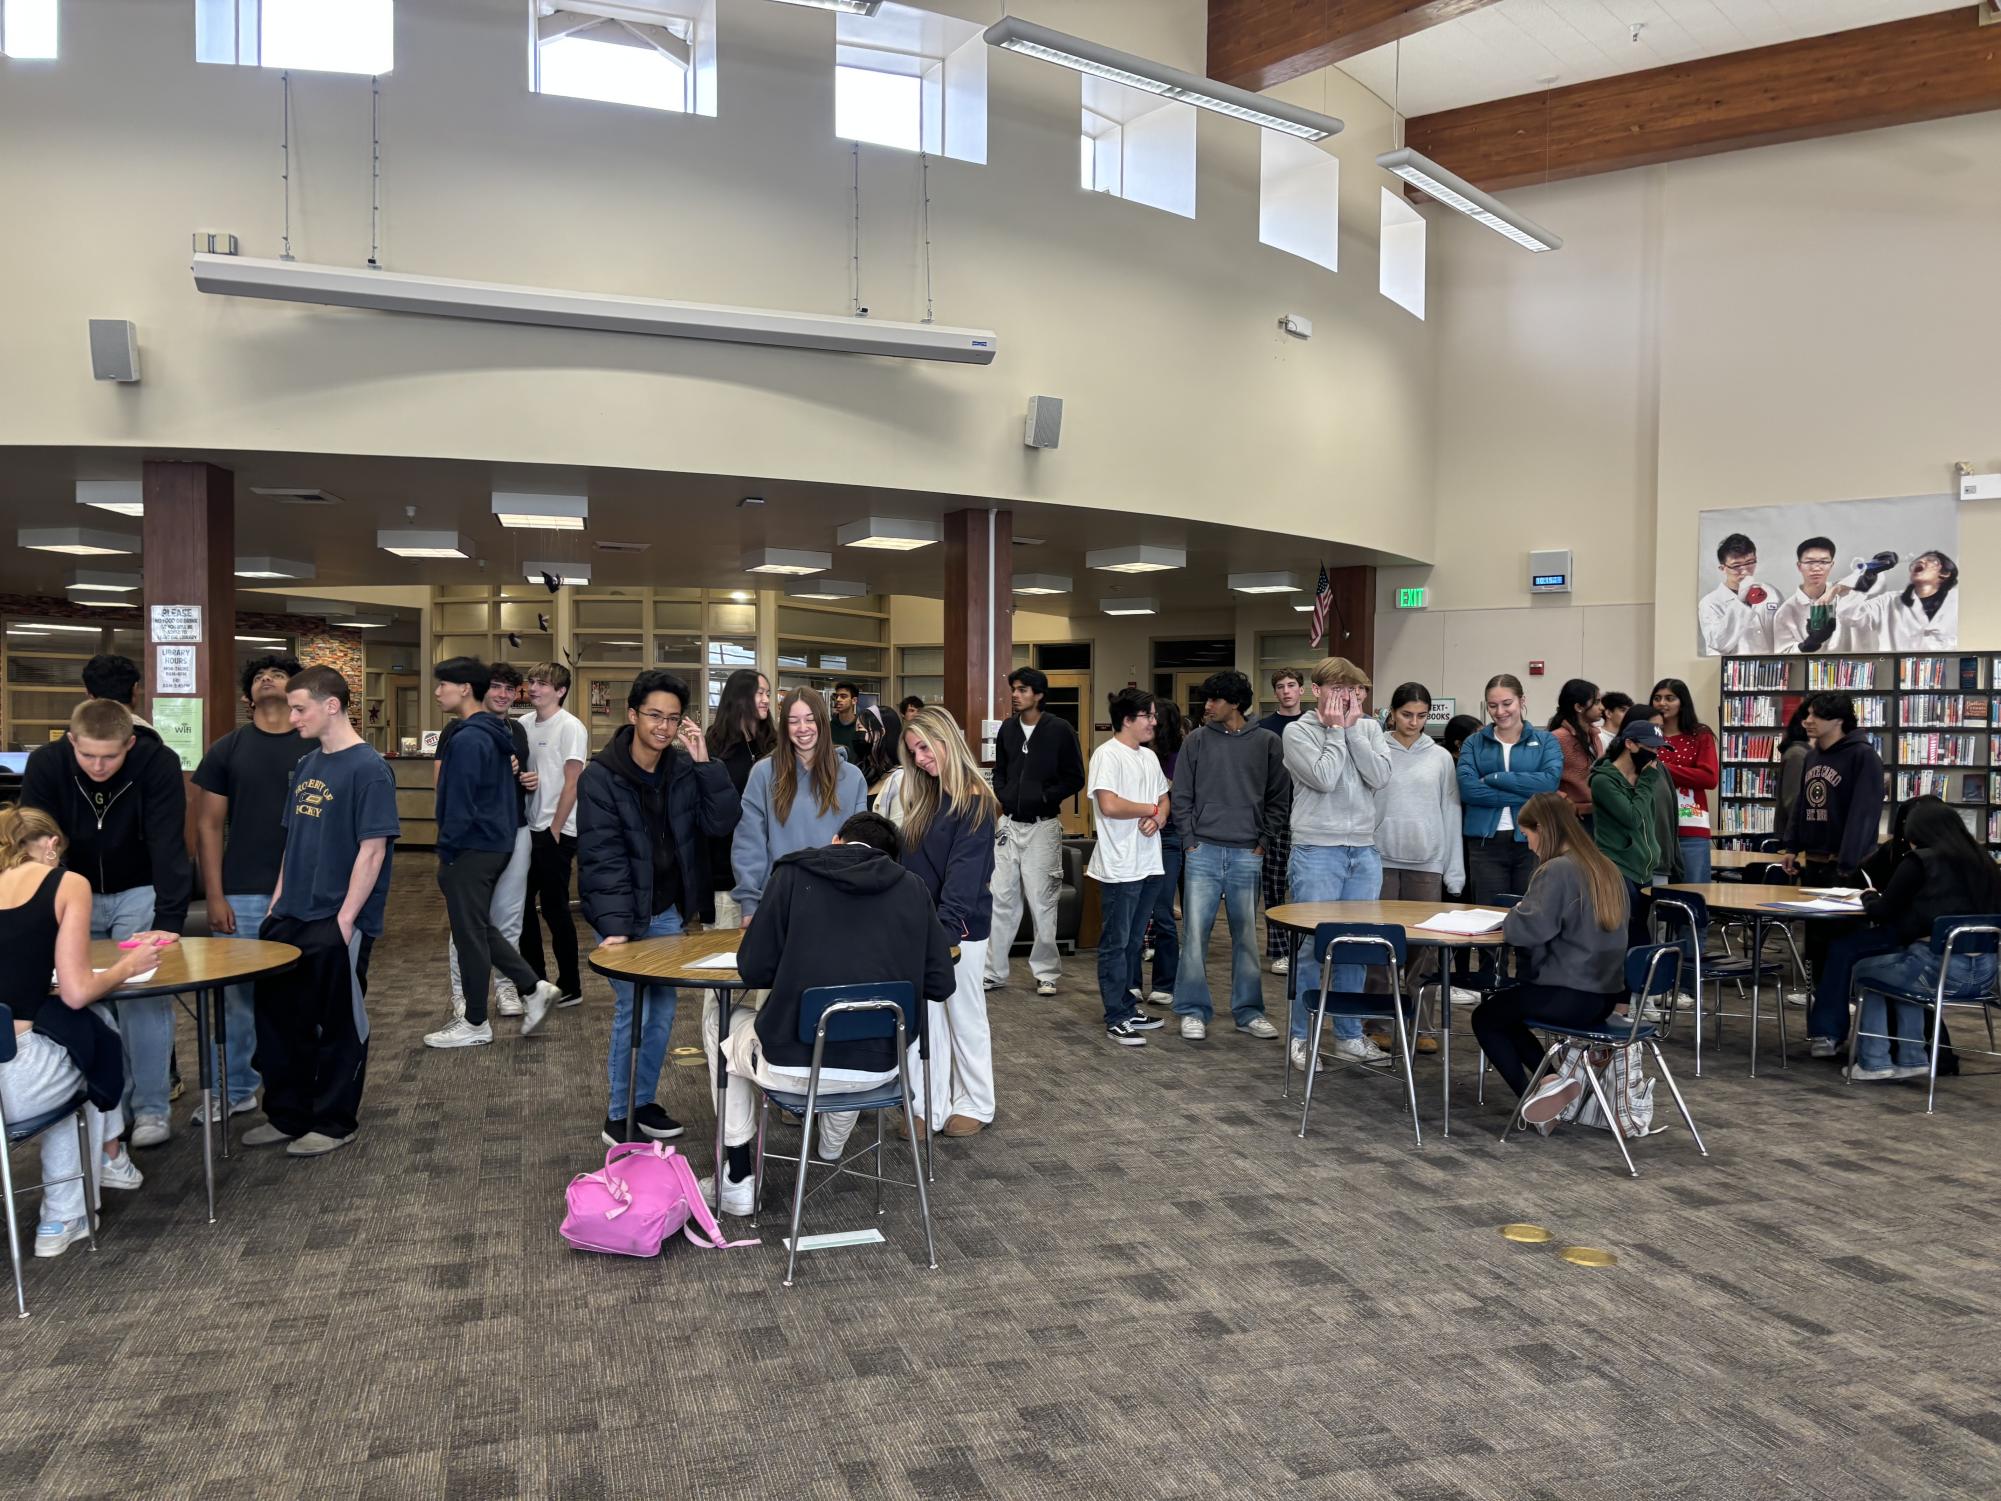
1650, 677, 1719, 882
1547, 678, 1603, 827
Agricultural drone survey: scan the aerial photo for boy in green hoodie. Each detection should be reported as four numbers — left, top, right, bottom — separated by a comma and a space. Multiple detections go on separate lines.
1591, 719, 1666, 947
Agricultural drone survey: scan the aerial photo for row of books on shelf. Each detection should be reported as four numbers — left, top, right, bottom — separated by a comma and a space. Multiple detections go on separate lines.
1716, 804, 1775, 835
1720, 768, 1775, 798
1720, 728, 1888, 766
1900, 694, 1990, 726
1895, 770, 1989, 803
1722, 694, 1888, 728
1720, 655, 1995, 692
1897, 732, 1982, 767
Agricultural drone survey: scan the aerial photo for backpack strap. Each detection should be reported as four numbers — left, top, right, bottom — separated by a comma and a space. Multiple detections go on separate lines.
572, 1169, 634, 1220
667, 1149, 760, 1249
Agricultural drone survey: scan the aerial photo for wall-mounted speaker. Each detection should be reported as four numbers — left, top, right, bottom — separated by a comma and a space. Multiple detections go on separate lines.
89, 320, 140, 383
1024, 395, 1063, 449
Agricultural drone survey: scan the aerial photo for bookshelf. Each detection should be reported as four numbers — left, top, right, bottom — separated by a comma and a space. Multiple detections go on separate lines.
1717, 651, 1995, 850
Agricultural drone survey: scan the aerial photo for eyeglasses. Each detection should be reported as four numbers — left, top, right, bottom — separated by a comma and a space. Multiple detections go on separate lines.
1721, 557, 1759, 575
636, 709, 684, 728
1798, 556, 1835, 568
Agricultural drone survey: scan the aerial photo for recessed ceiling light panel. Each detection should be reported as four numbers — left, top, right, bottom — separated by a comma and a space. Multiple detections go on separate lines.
376, 530, 471, 559
1228, 571, 1303, 595
1087, 544, 1185, 574
234, 556, 316, 581
784, 577, 868, 600
835, 516, 941, 551
524, 561, 592, 586
743, 547, 831, 576
76, 480, 143, 517
20, 526, 140, 556
1099, 597, 1158, 617
65, 568, 141, 593
1012, 573, 1073, 596
493, 492, 588, 530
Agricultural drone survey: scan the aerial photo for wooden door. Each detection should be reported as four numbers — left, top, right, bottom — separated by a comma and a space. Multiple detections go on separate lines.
389, 676, 419, 749
1037, 670, 1095, 836
1173, 671, 1213, 728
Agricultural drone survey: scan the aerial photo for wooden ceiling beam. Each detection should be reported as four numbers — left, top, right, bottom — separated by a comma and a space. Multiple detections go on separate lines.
1404, 7, 2001, 192
1208, 0, 1503, 92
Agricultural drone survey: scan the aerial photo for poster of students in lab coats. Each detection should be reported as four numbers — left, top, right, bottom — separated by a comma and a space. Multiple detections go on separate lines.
1695, 494, 1959, 656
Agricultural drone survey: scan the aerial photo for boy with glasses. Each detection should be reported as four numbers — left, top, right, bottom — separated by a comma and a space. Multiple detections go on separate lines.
1774, 536, 1845, 654
1698, 532, 1780, 656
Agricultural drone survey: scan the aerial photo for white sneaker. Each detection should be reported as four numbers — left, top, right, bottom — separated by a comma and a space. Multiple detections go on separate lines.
697, 1171, 755, 1217
1842, 1062, 1897, 1083
1784, 989, 1810, 1009
1449, 986, 1480, 1004
1238, 1016, 1280, 1040
494, 983, 525, 1019
424, 1018, 493, 1049
34, 1218, 90, 1259
1147, 990, 1172, 1005
98, 1151, 144, 1192
129, 1115, 170, 1149
1329, 1036, 1392, 1067
1270, 956, 1289, 976
521, 981, 561, 1037
1035, 980, 1059, 997
1809, 1036, 1841, 1059
1179, 1015, 1207, 1041
187, 1095, 260, 1127
1289, 1038, 1314, 1072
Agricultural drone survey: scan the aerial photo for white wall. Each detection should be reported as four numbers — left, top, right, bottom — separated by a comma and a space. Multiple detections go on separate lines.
0, 0, 1436, 559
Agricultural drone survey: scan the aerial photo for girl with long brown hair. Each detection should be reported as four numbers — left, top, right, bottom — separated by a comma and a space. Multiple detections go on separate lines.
1470, 792, 1631, 1125
889, 707, 1000, 1139
730, 686, 868, 923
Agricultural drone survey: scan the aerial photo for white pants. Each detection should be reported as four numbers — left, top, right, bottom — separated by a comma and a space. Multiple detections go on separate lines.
925, 939, 994, 1128
701, 997, 905, 1153
0, 1031, 121, 1225
986, 819, 1063, 985
448, 825, 533, 1008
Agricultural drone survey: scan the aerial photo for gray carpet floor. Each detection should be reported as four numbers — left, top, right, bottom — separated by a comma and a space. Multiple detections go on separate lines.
4, 854, 2000, 1500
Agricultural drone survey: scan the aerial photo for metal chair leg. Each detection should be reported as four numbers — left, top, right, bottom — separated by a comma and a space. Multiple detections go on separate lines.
1, 1124, 25, 1318
1926, 991, 1945, 1116
899, 1055, 938, 1271
1577, 1059, 1638, 1178
74, 1113, 97, 1252
1296, 995, 1330, 1139
749, 1097, 768, 1230
782, 1076, 821, 1289
874, 1108, 885, 1219
1390, 995, 1421, 1148
1648, 1043, 1707, 1156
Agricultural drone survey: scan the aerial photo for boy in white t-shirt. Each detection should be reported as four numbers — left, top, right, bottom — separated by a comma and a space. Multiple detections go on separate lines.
517, 662, 591, 1005
1086, 689, 1172, 1047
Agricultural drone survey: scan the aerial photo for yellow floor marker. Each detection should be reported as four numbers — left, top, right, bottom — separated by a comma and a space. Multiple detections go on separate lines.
1499, 1224, 1553, 1243
1558, 1246, 1618, 1268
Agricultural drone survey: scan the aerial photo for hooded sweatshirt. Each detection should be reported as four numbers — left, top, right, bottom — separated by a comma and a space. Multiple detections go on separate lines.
21, 733, 190, 930
1784, 730, 1885, 874
1282, 714, 1392, 847
1172, 722, 1290, 851
1588, 758, 1659, 887
737, 843, 958, 1072
1375, 733, 1465, 892
731, 754, 870, 918
434, 709, 522, 862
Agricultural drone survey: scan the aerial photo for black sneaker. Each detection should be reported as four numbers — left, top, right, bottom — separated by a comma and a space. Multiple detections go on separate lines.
1106, 1018, 1149, 1047
600, 1116, 633, 1147
555, 988, 584, 1009
634, 1103, 685, 1140
1125, 1011, 1164, 1031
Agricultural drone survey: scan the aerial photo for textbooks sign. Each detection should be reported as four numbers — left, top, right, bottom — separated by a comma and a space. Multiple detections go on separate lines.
1694, 493, 1959, 657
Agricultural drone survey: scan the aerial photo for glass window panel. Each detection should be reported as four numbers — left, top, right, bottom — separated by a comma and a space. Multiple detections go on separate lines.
707, 602, 756, 635
262, 0, 394, 74
496, 635, 553, 666
1258, 633, 1313, 664
652, 599, 701, 631
435, 635, 488, 662
901, 676, 943, 704
708, 638, 757, 670
654, 633, 702, 663
579, 634, 646, 664
777, 641, 883, 675
575, 598, 643, 629
539, 30, 687, 114
1035, 642, 1091, 671
498, 602, 549, 633
836, 63, 921, 152
776, 606, 884, 641
899, 646, 944, 675
435, 602, 488, 633
106, 628, 145, 659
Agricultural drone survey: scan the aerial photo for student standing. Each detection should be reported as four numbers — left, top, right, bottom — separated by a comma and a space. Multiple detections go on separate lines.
733, 688, 869, 922
241, 667, 399, 1157
1085, 690, 1171, 1047
1456, 674, 1563, 981
1548, 678, 1602, 826
898, 696, 925, 724
1142, 700, 1187, 1005
1589, 719, 1665, 948
1281, 658, 1393, 1069
891, 708, 1002, 1135
1470, 794, 1630, 1124
1256, 668, 1309, 975
438, 663, 536, 1023
191, 653, 309, 1125
80, 654, 159, 741
1171, 670, 1290, 1043
0, 806, 157, 1255
703, 668, 773, 932
827, 681, 864, 765
425, 659, 561, 1049
1625, 706, 1684, 887
515, 662, 589, 1007
1773, 700, 1814, 847
1781, 691, 1888, 1055
1651, 678, 1720, 883
985, 668, 1086, 996
1598, 693, 1634, 753
576, 670, 741, 1145
21, 699, 188, 1149
1375, 683, 1465, 1039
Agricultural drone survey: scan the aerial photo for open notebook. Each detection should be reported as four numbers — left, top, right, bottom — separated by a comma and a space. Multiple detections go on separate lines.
1415, 909, 1511, 936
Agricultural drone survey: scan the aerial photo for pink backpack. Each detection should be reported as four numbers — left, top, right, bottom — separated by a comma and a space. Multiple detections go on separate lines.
561, 1141, 757, 1257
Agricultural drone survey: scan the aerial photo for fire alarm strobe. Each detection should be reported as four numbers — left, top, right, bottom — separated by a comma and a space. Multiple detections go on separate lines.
1529, 661, 1546, 676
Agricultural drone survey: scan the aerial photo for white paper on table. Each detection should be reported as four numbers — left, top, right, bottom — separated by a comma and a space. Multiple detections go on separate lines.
689, 951, 740, 971
1801, 887, 1864, 900
1415, 909, 1510, 935
1770, 898, 1864, 913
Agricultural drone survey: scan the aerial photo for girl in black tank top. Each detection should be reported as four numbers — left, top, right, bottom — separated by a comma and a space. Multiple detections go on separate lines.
0, 862, 62, 1027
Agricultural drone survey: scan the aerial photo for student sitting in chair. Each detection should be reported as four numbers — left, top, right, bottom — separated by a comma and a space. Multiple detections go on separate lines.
1470, 793, 1631, 1127
699, 811, 957, 1216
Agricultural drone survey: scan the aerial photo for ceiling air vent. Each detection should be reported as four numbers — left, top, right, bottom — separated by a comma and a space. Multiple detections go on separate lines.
593, 540, 651, 553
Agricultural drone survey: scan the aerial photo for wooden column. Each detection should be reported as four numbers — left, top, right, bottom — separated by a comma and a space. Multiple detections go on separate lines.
141, 461, 235, 765
942, 507, 1012, 760
1324, 565, 1376, 678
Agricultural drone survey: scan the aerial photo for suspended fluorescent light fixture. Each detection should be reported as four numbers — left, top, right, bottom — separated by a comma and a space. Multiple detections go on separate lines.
524, 561, 592, 586
742, 547, 830, 576
1293, 602, 1317, 612
985, 18, 1342, 141
1228, 570, 1303, 595
835, 516, 940, 551
20, 623, 104, 634
493, 492, 588, 530
20, 526, 139, 556
65, 569, 141, 593
235, 556, 316, 580
76, 480, 143, 517
1376, 148, 1561, 252
1087, 544, 1185, 574
1012, 573, 1072, 596
1099, 597, 1158, 617
784, 577, 868, 601
376, 530, 471, 559
767, 0, 882, 14
67, 593, 129, 608
332, 612, 393, 629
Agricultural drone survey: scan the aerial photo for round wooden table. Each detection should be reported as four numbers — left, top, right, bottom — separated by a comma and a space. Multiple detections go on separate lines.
1267, 900, 1510, 1136
83, 937, 300, 1224
588, 930, 745, 1208
1710, 848, 1787, 873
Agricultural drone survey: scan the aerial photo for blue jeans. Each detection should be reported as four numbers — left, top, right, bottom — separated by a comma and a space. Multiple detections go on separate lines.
1172, 844, 1264, 1026
92, 886, 171, 1124
1148, 825, 1182, 995
1810, 925, 1899, 1042
220, 892, 270, 1107
602, 907, 685, 1119
1851, 943, 1996, 1069
1678, 836, 1712, 883
1095, 875, 1161, 1024
1288, 844, 1383, 1042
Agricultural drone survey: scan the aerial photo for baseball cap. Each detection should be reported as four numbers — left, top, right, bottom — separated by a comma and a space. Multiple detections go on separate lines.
1617, 720, 1667, 752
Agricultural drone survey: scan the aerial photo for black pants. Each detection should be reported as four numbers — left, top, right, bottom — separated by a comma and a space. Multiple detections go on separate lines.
1472, 982, 1619, 1097
1466, 834, 1538, 981
438, 849, 539, 1027
253, 912, 368, 1140
516, 828, 581, 994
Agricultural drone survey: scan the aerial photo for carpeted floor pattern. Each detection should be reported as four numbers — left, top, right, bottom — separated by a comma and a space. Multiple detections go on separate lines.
4, 854, 2001, 1499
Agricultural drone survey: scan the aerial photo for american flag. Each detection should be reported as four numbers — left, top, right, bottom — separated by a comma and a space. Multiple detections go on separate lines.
1308, 563, 1333, 650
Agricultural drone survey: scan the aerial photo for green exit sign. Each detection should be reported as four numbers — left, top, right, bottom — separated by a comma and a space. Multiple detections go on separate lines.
1396, 587, 1428, 610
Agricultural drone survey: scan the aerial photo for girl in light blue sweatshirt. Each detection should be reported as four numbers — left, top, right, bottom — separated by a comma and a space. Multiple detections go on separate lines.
731, 688, 869, 922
